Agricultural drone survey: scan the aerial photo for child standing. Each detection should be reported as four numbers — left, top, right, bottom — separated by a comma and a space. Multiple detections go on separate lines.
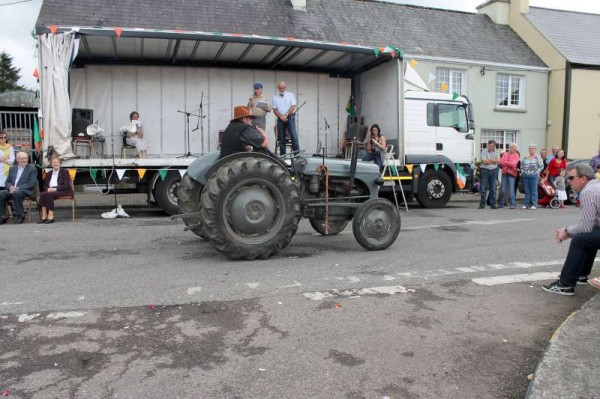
555, 168, 567, 208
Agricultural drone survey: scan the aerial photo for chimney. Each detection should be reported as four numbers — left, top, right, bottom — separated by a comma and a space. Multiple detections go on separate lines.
290, 0, 306, 11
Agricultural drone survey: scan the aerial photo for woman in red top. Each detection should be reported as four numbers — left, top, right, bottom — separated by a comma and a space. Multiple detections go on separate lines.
544, 149, 567, 186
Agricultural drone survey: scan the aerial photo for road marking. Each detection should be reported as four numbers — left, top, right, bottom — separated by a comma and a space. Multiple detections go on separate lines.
246, 283, 260, 289
278, 281, 304, 288
18, 313, 40, 322
303, 285, 415, 301
403, 218, 534, 231
1, 302, 24, 306
472, 272, 559, 286
187, 287, 202, 295
46, 311, 87, 319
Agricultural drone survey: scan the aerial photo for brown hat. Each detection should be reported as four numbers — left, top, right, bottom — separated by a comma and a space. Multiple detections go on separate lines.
231, 105, 255, 122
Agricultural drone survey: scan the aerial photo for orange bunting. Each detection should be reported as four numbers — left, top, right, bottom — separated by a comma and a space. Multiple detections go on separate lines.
40, 129, 44, 139
68, 169, 77, 180
440, 82, 448, 93
114, 28, 123, 38
32, 68, 39, 78
49, 25, 58, 34
137, 168, 147, 179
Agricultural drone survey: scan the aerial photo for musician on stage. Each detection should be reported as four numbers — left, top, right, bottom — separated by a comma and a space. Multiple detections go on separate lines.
272, 81, 300, 155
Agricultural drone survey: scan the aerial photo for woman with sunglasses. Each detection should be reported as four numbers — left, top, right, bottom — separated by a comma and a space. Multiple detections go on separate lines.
0, 131, 15, 190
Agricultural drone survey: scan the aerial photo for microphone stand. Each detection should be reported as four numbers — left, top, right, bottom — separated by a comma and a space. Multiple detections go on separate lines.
177, 109, 201, 158
323, 117, 330, 157
193, 92, 206, 155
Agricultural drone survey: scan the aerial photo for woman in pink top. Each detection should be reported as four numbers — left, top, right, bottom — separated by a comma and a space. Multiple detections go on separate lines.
498, 143, 520, 209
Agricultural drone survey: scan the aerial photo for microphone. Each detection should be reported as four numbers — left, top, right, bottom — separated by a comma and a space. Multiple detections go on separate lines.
324, 117, 330, 129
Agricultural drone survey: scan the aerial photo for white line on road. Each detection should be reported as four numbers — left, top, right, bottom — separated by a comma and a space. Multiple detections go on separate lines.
403, 218, 534, 231
246, 283, 260, 289
46, 311, 87, 319
472, 272, 559, 286
303, 285, 415, 301
187, 287, 202, 295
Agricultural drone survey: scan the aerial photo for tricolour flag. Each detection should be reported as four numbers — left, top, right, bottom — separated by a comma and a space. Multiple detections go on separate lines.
456, 164, 467, 189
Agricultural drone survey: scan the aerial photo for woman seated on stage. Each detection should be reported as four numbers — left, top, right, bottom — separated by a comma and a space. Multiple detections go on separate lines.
123, 111, 147, 159
362, 124, 387, 171
37, 156, 73, 224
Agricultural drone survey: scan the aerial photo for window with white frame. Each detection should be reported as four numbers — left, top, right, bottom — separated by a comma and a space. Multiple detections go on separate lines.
435, 68, 466, 94
480, 129, 519, 153
496, 74, 525, 109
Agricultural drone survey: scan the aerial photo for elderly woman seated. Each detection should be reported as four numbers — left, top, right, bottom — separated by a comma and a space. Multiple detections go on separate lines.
37, 156, 73, 224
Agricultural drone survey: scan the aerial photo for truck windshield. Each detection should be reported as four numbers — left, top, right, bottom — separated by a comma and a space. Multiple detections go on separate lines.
438, 104, 468, 133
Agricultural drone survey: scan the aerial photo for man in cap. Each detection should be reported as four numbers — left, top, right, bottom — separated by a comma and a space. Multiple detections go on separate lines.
220, 105, 269, 159
247, 83, 271, 131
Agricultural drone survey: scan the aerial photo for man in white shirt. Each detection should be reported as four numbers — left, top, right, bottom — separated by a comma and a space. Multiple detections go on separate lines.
272, 81, 300, 155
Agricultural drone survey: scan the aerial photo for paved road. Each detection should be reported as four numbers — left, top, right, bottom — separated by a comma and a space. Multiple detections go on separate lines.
1, 202, 597, 398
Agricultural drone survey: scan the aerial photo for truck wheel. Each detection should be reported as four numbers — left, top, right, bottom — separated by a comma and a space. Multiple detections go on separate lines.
200, 156, 301, 260
416, 170, 452, 208
178, 174, 205, 239
352, 198, 400, 251
566, 186, 577, 205
154, 171, 181, 215
309, 218, 349, 235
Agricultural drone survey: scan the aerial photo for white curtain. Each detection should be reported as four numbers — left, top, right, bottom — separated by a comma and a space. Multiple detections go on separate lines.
39, 32, 77, 159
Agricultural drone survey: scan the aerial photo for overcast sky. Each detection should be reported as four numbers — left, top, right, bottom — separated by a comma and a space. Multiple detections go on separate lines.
1, 0, 600, 89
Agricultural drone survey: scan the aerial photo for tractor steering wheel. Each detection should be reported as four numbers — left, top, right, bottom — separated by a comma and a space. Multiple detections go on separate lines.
280, 149, 306, 160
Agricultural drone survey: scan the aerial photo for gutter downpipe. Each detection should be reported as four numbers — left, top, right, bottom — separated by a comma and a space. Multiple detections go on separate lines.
561, 61, 571, 154
396, 57, 405, 166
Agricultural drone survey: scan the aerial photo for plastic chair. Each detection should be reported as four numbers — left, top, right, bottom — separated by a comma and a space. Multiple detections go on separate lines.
121, 135, 137, 158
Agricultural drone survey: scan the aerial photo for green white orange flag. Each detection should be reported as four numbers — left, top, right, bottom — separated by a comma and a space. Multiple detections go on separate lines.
456, 164, 467, 189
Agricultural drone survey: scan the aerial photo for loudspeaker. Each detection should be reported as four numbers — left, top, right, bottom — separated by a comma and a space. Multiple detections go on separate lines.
72, 108, 93, 137
345, 115, 366, 141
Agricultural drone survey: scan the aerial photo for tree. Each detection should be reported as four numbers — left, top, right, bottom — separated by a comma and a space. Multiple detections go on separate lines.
0, 51, 25, 93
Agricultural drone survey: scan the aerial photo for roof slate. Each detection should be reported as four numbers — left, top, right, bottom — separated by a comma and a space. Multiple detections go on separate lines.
35, 0, 546, 67
526, 7, 600, 65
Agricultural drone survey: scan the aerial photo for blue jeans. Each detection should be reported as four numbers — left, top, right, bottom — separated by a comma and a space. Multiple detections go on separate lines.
522, 173, 539, 207
277, 114, 300, 155
559, 228, 600, 286
499, 174, 516, 207
479, 168, 498, 208
362, 151, 383, 171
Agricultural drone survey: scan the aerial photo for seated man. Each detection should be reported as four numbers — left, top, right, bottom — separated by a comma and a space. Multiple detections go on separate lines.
0, 151, 38, 224
543, 164, 600, 295
220, 105, 269, 159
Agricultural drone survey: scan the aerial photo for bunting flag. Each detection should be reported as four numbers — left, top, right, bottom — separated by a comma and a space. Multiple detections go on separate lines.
158, 169, 168, 181
433, 163, 440, 171
137, 168, 147, 179
373, 47, 380, 57
409, 59, 417, 68
33, 116, 41, 153
428, 73, 436, 83
345, 96, 356, 116
452, 92, 459, 100
49, 25, 58, 34
32, 68, 39, 79
114, 28, 123, 38
116, 169, 126, 181
90, 168, 98, 181
68, 168, 77, 180
44, 168, 51, 173
420, 163, 427, 173
456, 164, 467, 189
405, 164, 414, 174
178, 169, 186, 177
440, 82, 448, 93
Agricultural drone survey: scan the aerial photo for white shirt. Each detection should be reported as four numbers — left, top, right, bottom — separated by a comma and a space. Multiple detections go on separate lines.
15, 165, 25, 186
272, 91, 297, 115
50, 169, 59, 187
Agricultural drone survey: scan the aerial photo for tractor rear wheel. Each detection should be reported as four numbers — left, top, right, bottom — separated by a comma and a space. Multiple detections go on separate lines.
200, 156, 301, 260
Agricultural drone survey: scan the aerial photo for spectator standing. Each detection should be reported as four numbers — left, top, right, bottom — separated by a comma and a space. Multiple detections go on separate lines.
0, 131, 15, 189
498, 143, 520, 209
555, 169, 567, 209
521, 143, 544, 210
546, 145, 559, 163
544, 148, 567, 186
479, 140, 500, 209
540, 148, 548, 169
590, 146, 600, 174
542, 165, 600, 295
